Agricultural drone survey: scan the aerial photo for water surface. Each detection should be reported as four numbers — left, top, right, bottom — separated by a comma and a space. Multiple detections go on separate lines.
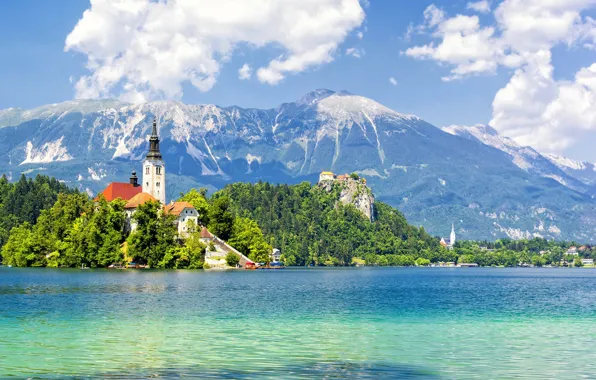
1, 267, 596, 379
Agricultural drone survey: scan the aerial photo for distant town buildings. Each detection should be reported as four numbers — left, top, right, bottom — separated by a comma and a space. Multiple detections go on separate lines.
566, 246, 579, 256
581, 258, 594, 266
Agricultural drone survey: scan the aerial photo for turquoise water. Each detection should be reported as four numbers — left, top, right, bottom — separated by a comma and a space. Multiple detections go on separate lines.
1, 267, 596, 379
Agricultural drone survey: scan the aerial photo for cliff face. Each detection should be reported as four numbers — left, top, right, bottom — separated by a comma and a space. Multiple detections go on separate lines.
320, 178, 375, 221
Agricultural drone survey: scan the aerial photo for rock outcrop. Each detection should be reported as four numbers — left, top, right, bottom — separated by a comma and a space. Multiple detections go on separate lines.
319, 175, 375, 221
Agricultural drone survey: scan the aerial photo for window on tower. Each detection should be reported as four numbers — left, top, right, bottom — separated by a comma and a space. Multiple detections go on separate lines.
156, 166, 162, 175
156, 182, 160, 188
145, 166, 150, 175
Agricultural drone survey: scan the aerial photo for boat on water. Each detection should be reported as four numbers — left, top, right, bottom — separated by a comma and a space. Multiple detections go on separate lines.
258, 262, 286, 270
80, 265, 90, 270
126, 262, 149, 269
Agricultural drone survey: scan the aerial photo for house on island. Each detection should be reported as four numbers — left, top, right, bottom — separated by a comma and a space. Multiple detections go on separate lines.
97, 117, 198, 236
164, 201, 198, 236
440, 224, 456, 250
271, 248, 281, 263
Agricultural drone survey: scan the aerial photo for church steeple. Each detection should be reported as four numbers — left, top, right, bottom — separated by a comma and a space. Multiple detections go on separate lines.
450, 223, 456, 246
142, 116, 166, 204
146, 117, 162, 159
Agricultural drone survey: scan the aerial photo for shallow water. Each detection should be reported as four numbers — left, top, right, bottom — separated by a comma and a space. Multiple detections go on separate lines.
1, 267, 596, 379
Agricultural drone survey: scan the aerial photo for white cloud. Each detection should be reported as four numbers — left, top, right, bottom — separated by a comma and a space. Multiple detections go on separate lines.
405, 1, 596, 154
65, 0, 365, 101
389, 77, 398, 86
238, 64, 252, 80
346, 47, 364, 58
491, 53, 596, 152
467, 1, 491, 14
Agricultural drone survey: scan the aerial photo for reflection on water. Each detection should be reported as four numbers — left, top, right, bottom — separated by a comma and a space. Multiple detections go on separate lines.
2, 267, 596, 379
82, 362, 439, 379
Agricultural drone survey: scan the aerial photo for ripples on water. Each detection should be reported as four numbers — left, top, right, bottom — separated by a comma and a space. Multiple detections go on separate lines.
1, 267, 596, 379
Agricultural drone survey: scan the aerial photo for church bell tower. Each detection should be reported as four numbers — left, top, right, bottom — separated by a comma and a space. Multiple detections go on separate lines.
142, 117, 166, 204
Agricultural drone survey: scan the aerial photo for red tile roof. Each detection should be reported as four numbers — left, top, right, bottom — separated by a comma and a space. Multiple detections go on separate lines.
125, 192, 158, 209
164, 201, 195, 216
97, 182, 142, 202
200, 227, 214, 239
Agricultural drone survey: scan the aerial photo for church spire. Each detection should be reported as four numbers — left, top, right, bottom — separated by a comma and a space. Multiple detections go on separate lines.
146, 116, 162, 159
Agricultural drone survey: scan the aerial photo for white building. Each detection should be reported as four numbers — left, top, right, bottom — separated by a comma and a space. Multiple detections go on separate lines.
142, 117, 166, 205
164, 202, 199, 236
566, 247, 579, 256
440, 224, 456, 250
581, 258, 594, 266
271, 248, 281, 263
319, 171, 335, 182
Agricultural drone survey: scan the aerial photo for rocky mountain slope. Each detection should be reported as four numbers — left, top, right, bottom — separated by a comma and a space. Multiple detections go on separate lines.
442, 124, 595, 194
543, 153, 596, 188
319, 176, 375, 221
1, 90, 595, 241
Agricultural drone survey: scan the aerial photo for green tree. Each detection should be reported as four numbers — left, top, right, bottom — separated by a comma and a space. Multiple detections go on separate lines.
61, 196, 127, 267
415, 257, 431, 266
226, 251, 240, 267
574, 256, 583, 267
127, 200, 178, 267
531, 255, 546, 267
208, 196, 234, 240
1, 223, 34, 267
228, 217, 272, 263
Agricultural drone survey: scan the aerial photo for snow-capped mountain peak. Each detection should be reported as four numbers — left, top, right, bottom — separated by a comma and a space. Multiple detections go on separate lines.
543, 153, 596, 186
442, 124, 593, 192
2, 91, 596, 241
544, 153, 589, 171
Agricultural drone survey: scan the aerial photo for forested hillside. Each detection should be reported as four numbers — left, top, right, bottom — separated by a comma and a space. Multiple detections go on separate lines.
214, 181, 452, 266
0, 174, 76, 249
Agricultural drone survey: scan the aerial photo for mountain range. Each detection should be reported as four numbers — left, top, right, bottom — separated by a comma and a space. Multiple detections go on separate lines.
1, 89, 595, 241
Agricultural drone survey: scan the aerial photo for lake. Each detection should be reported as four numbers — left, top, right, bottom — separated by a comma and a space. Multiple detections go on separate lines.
1, 267, 596, 379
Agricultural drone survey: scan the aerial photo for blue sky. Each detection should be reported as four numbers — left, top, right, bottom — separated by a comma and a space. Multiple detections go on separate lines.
1, 0, 596, 160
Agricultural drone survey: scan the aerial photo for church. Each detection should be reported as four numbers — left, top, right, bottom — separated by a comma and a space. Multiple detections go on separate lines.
440, 224, 456, 250
97, 117, 198, 236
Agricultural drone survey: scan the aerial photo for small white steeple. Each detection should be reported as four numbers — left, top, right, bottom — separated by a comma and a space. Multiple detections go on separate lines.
450, 223, 456, 246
